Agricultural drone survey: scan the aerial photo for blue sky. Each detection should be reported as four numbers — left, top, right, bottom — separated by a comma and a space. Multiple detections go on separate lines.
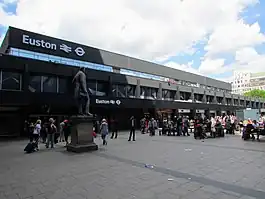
1, 0, 265, 82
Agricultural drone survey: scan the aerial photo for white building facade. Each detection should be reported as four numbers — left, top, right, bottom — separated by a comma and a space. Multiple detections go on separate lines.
232, 71, 265, 95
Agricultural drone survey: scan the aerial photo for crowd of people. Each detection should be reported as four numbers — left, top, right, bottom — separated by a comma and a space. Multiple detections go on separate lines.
23, 113, 265, 153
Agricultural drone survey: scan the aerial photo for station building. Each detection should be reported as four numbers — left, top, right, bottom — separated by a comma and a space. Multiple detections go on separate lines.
0, 27, 263, 136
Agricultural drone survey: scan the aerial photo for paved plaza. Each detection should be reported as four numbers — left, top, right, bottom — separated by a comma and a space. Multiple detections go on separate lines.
1, 132, 265, 199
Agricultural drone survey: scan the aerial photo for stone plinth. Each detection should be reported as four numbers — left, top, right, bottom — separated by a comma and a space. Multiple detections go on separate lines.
67, 115, 98, 153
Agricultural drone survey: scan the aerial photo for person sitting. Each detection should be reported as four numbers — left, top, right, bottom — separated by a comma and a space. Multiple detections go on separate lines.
243, 119, 254, 140
252, 120, 259, 141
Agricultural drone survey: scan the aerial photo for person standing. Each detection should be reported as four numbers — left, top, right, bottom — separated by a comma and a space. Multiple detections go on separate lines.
100, 119, 109, 145
148, 118, 156, 136
63, 119, 71, 146
59, 121, 65, 142
33, 120, 41, 150
176, 116, 183, 136
183, 116, 190, 136
128, 116, 136, 141
46, 118, 57, 149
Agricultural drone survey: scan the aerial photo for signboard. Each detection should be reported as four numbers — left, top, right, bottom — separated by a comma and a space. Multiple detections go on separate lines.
95, 99, 121, 105
196, 109, 205, 113
209, 110, 216, 113
8, 27, 103, 64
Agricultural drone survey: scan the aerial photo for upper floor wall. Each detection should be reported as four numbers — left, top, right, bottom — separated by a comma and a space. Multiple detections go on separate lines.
0, 54, 262, 108
1, 26, 231, 91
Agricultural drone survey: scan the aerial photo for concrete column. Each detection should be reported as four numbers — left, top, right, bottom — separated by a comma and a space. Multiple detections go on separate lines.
253, 99, 257, 109
157, 82, 162, 100
135, 79, 141, 98
244, 96, 247, 107
107, 76, 112, 97
191, 88, 195, 102
231, 94, 234, 106
202, 90, 206, 103
23, 64, 29, 92
238, 96, 241, 106
222, 92, 226, 105
174, 86, 180, 100
257, 98, 260, 109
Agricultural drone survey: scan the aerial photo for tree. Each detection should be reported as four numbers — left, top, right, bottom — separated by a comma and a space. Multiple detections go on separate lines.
244, 89, 265, 99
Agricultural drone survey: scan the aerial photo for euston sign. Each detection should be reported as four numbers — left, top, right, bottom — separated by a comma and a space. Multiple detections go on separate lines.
95, 99, 121, 105
22, 34, 86, 57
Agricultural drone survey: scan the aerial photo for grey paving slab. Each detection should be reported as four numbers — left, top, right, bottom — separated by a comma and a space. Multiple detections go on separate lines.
1, 132, 265, 198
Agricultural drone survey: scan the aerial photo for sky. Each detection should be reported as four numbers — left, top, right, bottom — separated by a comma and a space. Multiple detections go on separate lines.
0, 0, 265, 83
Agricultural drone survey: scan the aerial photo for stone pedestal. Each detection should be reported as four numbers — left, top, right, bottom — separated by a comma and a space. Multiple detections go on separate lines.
67, 115, 98, 153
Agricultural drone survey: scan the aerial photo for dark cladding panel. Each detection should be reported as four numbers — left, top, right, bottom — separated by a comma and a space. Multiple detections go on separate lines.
8, 27, 105, 65
206, 77, 232, 91
99, 50, 129, 69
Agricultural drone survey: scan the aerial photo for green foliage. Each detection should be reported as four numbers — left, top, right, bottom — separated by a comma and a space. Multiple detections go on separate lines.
244, 89, 265, 99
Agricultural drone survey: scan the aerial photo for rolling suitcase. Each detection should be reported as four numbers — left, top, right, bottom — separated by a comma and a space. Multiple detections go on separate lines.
24, 142, 37, 153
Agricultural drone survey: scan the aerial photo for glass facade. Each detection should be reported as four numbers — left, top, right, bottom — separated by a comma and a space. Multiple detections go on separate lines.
120, 69, 166, 81
28, 75, 67, 93
7, 48, 230, 93
162, 89, 175, 100
112, 84, 136, 98
140, 86, 157, 100
9, 48, 113, 72
87, 80, 108, 96
0, 71, 22, 91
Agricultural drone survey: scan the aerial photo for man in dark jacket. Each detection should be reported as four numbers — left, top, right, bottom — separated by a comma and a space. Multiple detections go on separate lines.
128, 116, 136, 141
183, 116, 190, 136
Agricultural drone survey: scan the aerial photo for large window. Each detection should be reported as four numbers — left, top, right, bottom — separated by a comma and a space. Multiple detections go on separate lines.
140, 86, 157, 99
96, 81, 108, 96
58, 78, 67, 93
43, 76, 57, 93
0, 71, 22, 91
127, 85, 136, 98
87, 80, 97, 95
28, 75, 66, 93
162, 89, 174, 100
112, 84, 136, 98
29, 76, 41, 92
117, 85, 127, 98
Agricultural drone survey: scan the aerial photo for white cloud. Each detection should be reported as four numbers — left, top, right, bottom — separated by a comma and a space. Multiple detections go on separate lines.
0, 0, 260, 61
0, 0, 264, 82
205, 20, 265, 57
198, 58, 226, 74
233, 47, 265, 72
164, 61, 202, 76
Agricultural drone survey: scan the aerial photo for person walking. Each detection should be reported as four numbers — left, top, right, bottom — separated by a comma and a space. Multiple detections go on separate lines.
128, 116, 136, 141
100, 119, 109, 145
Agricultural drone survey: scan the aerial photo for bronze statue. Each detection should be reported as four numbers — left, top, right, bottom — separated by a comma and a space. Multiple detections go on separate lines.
72, 67, 92, 116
